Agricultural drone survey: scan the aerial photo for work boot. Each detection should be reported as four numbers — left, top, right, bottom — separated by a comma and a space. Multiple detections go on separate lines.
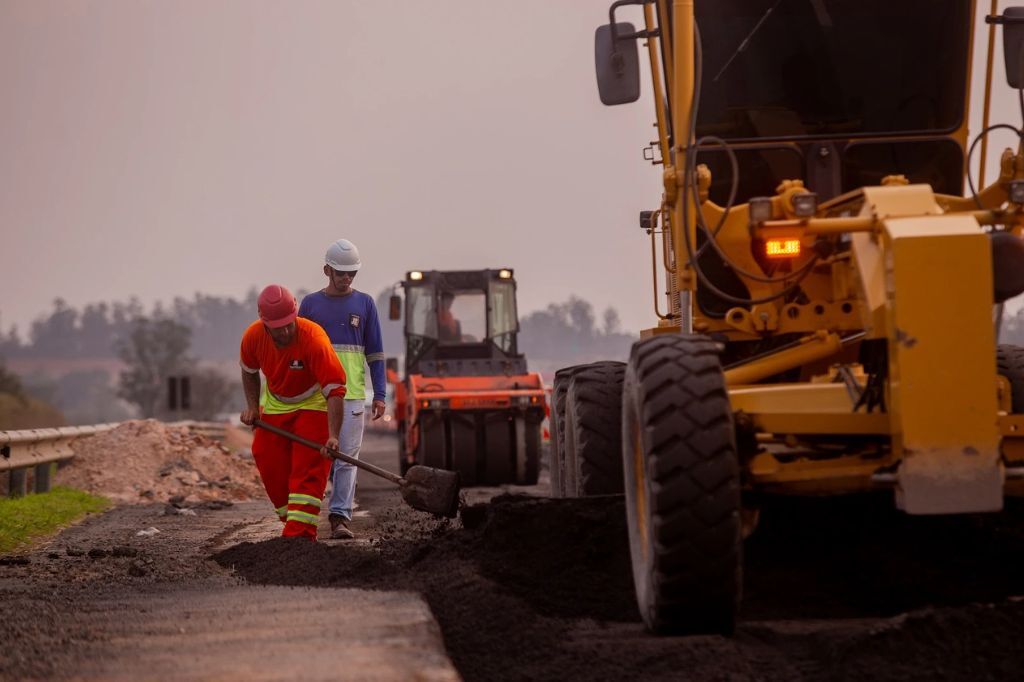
329, 513, 355, 540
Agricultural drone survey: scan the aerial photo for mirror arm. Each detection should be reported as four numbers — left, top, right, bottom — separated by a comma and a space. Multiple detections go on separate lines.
986, 14, 1024, 25
620, 27, 660, 41
609, 0, 658, 43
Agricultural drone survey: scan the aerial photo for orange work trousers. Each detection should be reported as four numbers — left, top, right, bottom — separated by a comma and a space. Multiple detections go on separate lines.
252, 409, 332, 540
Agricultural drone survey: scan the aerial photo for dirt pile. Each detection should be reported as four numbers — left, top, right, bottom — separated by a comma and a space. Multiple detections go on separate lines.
57, 419, 264, 504
221, 423, 254, 454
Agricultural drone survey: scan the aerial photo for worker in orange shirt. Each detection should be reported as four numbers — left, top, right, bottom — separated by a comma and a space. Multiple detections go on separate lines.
437, 292, 461, 342
238, 284, 347, 540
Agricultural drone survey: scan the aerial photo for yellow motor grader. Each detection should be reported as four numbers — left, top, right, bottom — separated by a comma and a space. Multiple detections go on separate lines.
550, 0, 1024, 635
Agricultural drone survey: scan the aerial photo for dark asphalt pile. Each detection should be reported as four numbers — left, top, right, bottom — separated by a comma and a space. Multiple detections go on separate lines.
820, 601, 1024, 682
214, 494, 1024, 682
215, 495, 647, 680
217, 495, 638, 621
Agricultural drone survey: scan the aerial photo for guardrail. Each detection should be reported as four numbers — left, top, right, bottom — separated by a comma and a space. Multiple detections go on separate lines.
167, 420, 229, 442
0, 423, 120, 497
0, 420, 230, 498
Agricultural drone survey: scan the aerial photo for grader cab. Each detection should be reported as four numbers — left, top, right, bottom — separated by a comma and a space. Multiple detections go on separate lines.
552, 0, 1024, 635
389, 268, 546, 486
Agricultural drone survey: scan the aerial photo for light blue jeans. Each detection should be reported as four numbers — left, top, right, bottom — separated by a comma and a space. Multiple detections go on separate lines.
328, 400, 365, 520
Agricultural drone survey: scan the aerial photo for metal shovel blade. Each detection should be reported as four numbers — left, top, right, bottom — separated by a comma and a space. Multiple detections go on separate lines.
401, 465, 460, 518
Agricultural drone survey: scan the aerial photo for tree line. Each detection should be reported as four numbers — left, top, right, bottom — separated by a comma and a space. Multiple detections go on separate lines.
0, 290, 637, 425
14, 288, 1024, 428
2, 290, 636, 363
0, 292, 262, 361
9, 289, 1024, 372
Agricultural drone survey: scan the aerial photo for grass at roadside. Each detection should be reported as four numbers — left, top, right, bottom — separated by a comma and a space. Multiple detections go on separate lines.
0, 486, 109, 554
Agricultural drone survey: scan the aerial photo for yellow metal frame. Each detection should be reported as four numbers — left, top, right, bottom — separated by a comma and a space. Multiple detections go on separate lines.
630, 0, 1024, 512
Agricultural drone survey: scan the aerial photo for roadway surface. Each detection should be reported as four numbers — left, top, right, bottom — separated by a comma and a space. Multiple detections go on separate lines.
0, 432, 460, 681
4, 431, 1024, 681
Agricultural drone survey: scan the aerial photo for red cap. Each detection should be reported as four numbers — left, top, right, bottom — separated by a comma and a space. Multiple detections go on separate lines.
257, 284, 298, 328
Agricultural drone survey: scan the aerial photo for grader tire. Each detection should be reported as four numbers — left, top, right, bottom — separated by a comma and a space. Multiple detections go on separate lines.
997, 344, 1024, 412
564, 362, 626, 496
622, 334, 741, 635
550, 365, 587, 497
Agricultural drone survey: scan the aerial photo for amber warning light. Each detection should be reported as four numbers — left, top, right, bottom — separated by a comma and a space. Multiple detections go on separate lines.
766, 238, 801, 258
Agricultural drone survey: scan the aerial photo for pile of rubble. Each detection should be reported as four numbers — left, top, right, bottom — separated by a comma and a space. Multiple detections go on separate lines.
56, 420, 264, 504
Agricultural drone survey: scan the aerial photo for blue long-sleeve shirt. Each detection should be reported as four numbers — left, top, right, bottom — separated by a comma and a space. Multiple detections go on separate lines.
298, 290, 386, 402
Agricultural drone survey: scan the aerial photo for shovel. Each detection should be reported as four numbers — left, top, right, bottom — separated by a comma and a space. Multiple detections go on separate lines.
253, 418, 460, 518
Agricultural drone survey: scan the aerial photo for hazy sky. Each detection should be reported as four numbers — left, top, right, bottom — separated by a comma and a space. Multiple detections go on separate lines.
1, 1, 1020, 340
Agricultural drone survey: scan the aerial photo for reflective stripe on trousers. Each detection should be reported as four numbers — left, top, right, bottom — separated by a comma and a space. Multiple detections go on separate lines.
252, 409, 331, 541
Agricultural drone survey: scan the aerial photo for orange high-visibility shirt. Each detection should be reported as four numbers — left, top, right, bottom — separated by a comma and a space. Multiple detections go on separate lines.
438, 309, 459, 341
240, 318, 347, 412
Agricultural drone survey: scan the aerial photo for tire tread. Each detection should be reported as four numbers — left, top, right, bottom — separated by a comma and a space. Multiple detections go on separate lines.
624, 334, 741, 635
567, 362, 626, 495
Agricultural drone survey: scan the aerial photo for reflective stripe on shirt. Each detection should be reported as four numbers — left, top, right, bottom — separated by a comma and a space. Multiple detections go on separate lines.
270, 384, 321, 404
261, 383, 328, 414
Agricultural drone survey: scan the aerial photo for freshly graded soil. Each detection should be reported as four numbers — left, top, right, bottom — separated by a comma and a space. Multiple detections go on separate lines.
215, 490, 1024, 682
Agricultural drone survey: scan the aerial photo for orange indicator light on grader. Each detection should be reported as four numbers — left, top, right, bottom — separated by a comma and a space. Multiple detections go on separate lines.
765, 238, 801, 258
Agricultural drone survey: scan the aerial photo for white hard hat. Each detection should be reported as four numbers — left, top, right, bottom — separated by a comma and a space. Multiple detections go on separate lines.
325, 239, 362, 271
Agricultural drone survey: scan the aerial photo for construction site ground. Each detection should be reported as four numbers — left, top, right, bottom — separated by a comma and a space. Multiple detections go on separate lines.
3, 430, 1024, 681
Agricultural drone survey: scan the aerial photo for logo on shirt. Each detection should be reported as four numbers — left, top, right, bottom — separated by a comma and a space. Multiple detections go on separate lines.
349, 314, 361, 329
289, 359, 305, 370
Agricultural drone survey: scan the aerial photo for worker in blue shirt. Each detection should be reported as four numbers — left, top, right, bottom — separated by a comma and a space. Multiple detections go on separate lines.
298, 239, 387, 539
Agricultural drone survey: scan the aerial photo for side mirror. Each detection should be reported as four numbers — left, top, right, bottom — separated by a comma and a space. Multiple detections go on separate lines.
989, 8, 1024, 88
595, 22, 641, 105
639, 210, 656, 230
385, 357, 398, 373
389, 294, 402, 321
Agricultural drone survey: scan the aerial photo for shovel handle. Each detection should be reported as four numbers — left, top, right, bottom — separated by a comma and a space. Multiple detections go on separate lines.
252, 418, 404, 486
